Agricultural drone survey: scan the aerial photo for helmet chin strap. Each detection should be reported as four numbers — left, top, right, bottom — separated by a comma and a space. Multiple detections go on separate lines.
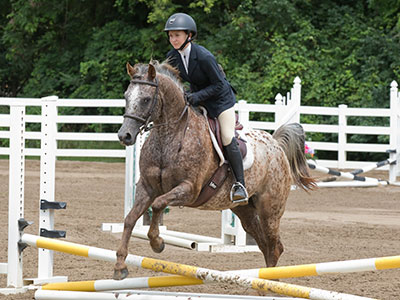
178, 35, 192, 51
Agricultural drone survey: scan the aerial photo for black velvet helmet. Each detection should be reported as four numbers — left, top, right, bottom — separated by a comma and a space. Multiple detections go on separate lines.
164, 13, 197, 39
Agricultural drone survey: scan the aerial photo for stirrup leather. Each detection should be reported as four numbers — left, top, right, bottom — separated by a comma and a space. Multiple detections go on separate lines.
230, 182, 248, 203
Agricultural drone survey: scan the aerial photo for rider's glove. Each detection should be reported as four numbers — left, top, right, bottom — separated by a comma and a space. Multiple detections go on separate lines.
184, 92, 198, 106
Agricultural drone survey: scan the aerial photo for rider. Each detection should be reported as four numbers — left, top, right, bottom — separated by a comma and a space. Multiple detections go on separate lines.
164, 13, 248, 204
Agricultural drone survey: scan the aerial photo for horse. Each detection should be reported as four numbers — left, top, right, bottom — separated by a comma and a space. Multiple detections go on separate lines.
113, 60, 315, 280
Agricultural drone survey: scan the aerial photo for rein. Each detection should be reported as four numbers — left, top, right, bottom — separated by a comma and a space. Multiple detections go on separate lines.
123, 78, 190, 142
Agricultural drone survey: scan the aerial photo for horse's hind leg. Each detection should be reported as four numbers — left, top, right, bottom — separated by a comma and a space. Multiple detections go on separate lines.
232, 195, 285, 267
262, 215, 284, 267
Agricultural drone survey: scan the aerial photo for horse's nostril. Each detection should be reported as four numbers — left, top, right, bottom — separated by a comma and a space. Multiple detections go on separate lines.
118, 130, 131, 143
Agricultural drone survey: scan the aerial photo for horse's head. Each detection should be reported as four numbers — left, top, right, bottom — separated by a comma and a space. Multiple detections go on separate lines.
118, 62, 159, 146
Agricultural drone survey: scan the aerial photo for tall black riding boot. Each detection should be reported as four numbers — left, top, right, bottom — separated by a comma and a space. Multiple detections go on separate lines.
224, 138, 248, 204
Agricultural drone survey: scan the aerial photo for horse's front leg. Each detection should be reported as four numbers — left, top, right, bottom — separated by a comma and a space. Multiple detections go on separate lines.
147, 206, 165, 253
114, 179, 153, 280
147, 180, 193, 253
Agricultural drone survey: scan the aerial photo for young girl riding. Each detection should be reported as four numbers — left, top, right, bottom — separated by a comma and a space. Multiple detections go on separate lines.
164, 13, 248, 204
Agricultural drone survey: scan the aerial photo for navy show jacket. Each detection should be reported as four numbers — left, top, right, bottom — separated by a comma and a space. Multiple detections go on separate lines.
166, 43, 236, 118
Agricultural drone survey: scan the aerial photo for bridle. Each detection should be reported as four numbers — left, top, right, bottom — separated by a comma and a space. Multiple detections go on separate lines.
123, 79, 159, 133
123, 78, 189, 134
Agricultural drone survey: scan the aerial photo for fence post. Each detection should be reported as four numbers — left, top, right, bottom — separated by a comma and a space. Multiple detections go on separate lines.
237, 100, 249, 128
292, 76, 301, 123
274, 93, 285, 128
275, 77, 301, 128
389, 81, 400, 181
38, 96, 58, 281
7, 103, 25, 289
338, 104, 347, 169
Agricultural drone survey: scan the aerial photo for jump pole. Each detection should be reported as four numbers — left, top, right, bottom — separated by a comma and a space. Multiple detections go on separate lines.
40, 254, 400, 291
307, 160, 388, 184
21, 234, 375, 300
230, 255, 400, 279
316, 181, 387, 188
35, 290, 303, 300
41, 275, 202, 291
350, 158, 397, 175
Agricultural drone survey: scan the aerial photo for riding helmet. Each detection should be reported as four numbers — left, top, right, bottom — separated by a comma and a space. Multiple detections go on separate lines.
164, 13, 197, 39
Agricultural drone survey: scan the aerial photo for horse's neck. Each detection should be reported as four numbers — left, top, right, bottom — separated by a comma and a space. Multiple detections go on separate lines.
153, 79, 208, 146
155, 78, 184, 120
152, 79, 187, 139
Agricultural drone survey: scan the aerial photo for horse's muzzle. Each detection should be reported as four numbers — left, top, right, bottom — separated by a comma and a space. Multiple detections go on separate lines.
118, 124, 139, 146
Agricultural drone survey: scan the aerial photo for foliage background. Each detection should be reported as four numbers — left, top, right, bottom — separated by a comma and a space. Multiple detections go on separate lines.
1, 0, 400, 160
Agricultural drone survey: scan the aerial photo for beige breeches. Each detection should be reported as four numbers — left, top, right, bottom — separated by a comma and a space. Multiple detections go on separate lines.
217, 106, 236, 146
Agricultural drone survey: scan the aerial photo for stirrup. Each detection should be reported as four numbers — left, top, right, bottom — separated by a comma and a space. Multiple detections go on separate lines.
230, 182, 248, 204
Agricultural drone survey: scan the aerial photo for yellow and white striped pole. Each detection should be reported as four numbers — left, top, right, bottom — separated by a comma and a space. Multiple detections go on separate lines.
21, 234, 375, 300
231, 255, 400, 279
41, 275, 202, 291
42, 255, 400, 292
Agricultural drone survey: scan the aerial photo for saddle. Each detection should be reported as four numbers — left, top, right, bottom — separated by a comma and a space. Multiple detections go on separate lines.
187, 114, 247, 208
208, 114, 247, 160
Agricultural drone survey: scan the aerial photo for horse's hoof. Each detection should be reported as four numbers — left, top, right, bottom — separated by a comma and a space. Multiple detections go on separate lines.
151, 239, 165, 253
113, 268, 129, 280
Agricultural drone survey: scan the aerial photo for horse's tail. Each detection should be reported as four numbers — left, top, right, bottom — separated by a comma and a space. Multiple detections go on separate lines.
273, 123, 316, 191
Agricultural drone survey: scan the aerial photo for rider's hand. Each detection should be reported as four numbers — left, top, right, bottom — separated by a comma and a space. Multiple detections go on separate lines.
184, 92, 197, 106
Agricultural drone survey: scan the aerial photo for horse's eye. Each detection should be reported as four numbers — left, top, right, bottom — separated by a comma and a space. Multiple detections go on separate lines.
143, 97, 151, 103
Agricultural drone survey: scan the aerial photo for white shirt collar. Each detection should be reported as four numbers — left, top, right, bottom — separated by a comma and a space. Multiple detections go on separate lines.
178, 42, 191, 58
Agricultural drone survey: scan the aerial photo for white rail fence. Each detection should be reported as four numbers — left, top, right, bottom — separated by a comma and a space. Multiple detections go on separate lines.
1, 78, 399, 173
0, 97, 126, 158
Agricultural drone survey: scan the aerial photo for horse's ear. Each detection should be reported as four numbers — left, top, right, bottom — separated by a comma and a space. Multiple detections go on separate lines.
148, 63, 156, 81
126, 62, 136, 78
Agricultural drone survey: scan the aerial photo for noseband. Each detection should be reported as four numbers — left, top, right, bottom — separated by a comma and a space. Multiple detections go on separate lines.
123, 78, 189, 134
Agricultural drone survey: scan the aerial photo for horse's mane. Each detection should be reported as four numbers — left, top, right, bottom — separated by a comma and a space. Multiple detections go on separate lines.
136, 60, 184, 91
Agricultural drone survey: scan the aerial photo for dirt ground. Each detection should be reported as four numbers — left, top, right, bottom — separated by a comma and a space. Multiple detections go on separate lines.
1, 159, 399, 299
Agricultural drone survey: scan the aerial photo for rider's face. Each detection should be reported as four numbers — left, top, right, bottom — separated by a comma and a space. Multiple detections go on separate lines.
168, 30, 189, 50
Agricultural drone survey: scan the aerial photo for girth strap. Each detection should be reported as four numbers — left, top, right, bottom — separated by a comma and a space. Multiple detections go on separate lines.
187, 163, 230, 208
